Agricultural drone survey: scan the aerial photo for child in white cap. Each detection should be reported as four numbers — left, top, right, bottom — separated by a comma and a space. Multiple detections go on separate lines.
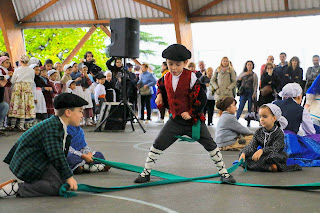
239, 103, 302, 172
274, 83, 315, 135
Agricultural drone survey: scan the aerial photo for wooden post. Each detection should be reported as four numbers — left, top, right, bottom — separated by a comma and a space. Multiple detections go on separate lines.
169, 0, 194, 61
62, 25, 97, 66
0, 0, 25, 66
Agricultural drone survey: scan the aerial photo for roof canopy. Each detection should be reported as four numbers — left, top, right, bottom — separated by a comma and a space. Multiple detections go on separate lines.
12, 0, 320, 29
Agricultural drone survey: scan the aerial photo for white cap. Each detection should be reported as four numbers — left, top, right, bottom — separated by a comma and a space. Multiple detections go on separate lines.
66, 80, 75, 88
279, 83, 303, 98
70, 61, 77, 67
47, 69, 58, 77
29, 57, 39, 65
63, 64, 72, 71
29, 64, 39, 69
104, 71, 112, 76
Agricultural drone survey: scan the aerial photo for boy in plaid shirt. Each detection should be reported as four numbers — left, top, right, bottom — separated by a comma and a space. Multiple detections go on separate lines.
0, 93, 88, 198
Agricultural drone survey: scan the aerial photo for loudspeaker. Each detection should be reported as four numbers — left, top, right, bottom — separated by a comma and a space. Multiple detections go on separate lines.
109, 17, 140, 58
97, 102, 132, 131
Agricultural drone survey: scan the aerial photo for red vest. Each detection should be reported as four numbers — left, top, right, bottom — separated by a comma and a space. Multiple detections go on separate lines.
165, 69, 191, 118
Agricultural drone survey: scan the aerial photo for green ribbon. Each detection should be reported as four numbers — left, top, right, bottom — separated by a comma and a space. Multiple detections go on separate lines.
175, 119, 201, 142
59, 158, 320, 198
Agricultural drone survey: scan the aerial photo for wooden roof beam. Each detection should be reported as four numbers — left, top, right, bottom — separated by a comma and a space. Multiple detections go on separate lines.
190, 0, 225, 17
91, 0, 99, 19
284, 0, 289, 11
62, 25, 97, 66
189, 9, 320, 22
132, 0, 172, 15
19, 18, 173, 27
100, 25, 111, 37
19, 0, 60, 23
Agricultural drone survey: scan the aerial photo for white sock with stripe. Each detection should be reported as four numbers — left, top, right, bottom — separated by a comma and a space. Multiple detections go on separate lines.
209, 148, 230, 178
140, 146, 162, 177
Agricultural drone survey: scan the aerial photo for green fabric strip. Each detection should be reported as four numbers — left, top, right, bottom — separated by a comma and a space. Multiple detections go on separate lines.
59, 158, 320, 198
175, 120, 201, 142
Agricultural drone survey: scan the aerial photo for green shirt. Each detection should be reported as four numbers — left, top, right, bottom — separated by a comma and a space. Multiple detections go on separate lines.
3, 116, 73, 183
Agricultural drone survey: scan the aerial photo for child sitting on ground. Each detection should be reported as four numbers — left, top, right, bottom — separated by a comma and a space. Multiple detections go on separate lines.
215, 96, 253, 151
239, 104, 302, 172
0, 93, 88, 198
274, 83, 315, 135
66, 125, 110, 174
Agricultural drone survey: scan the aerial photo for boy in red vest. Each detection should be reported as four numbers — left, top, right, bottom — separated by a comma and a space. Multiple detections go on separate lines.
134, 44, 236, 184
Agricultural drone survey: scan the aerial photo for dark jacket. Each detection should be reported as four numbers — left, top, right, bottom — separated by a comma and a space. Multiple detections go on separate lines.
284, 66, 303, 89
4, 116, 73, 183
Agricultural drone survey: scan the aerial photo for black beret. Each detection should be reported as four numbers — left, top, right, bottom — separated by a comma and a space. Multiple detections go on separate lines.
162, 44, 191, 61
54, 93, 88, 109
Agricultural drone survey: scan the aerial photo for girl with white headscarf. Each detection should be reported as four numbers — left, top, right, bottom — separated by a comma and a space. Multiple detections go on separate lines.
239, 104, 302, 172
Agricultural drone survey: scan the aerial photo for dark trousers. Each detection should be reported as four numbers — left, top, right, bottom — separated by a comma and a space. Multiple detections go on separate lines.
153, 117, 217, 151
17, 165, 64, 198
140, 95, 151, 120
204, 99, 215, 125
159, 107, 166, 120
236, 89, 253, 119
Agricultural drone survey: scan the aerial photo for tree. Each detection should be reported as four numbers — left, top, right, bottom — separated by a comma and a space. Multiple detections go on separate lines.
22, 27, 167, 70
0, 30, 7, 52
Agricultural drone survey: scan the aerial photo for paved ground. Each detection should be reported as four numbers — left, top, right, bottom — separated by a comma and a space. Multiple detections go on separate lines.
0, 116, 320, 213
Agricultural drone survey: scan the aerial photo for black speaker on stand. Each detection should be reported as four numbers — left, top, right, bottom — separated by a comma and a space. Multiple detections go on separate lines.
95, 17, 145, 133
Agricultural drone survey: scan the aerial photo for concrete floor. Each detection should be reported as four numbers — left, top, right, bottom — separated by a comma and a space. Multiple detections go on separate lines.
1, 117, 320, 213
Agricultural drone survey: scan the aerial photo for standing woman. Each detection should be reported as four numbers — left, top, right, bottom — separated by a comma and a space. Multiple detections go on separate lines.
286, 56, 303, 88
211, 57, 237, 102
8, 55, 36, 131
137, 63, 156, 123
236, 61, 258, 120
258, 63, 279, 106
200, 67, 215, 126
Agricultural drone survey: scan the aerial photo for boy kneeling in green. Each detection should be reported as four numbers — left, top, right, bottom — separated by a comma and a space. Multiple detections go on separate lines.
0, 93, 88, 198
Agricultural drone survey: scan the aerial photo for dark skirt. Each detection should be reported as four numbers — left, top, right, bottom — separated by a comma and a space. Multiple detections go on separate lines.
246, 151, 302, 172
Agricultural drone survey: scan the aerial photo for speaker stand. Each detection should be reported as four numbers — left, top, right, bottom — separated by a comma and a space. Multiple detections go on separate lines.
95, 58, 146, 133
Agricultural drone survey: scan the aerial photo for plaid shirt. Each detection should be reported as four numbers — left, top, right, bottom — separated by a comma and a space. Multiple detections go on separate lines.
3, 116, 73, 183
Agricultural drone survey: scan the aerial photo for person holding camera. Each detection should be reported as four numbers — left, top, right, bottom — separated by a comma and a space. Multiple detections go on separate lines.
236, 61, 258, 120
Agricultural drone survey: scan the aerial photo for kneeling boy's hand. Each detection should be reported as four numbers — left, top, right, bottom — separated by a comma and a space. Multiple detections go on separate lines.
181, 112, 191, 120
81, 154, 93, 163
66, 177, 78, 191
239, 153, 245, 162
252, 149, 263, 161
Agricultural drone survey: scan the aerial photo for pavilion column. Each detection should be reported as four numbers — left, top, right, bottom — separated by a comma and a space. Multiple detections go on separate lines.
169, 0, 194, 60
0, 0, 26, 66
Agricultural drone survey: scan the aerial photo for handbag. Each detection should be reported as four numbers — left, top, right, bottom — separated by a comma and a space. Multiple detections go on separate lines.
139, 86, 151, 96
260, 85, 272, 96
236, 80, 244, 96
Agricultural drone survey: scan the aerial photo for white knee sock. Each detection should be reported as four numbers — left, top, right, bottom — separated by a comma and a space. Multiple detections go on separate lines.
140, 146, 162, 177
209, 148, 230, 178
0, 180, 19, 198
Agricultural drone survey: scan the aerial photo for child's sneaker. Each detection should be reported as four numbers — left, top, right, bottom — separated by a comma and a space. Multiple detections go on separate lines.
83, 163, 105, 172
220, 174, 236, 184
0, 179, 19, 198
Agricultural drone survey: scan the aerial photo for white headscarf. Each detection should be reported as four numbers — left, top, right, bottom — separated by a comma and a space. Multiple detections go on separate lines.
264, 103, 288, 129
279, 83, 302, 98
